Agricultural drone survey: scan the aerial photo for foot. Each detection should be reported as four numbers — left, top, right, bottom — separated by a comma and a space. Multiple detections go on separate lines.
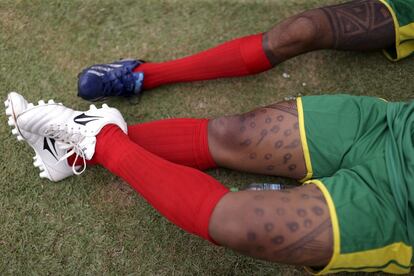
77, 59, 145, 101
5, 92, 76, 182
13, 93, 127, 164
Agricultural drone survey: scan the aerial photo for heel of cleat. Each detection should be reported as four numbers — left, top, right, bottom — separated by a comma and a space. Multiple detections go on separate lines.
33, 154, 52, 181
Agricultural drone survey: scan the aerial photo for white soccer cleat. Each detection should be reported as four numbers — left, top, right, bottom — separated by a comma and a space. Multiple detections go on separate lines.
14, 93, 127, 165
5, 92, 77, 182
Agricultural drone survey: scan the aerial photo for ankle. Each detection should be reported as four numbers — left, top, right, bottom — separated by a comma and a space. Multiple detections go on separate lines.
92, 124, 129, 167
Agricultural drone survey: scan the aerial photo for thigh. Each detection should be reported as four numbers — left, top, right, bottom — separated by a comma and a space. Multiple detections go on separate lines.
209, 184, 334, 267
311, 164, 412, 274
208, 100, 308, 180
208, 95, 388, 181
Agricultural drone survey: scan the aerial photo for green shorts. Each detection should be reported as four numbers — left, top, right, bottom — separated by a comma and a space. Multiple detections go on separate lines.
296, 95, 412, 274
380, 0, 414, 61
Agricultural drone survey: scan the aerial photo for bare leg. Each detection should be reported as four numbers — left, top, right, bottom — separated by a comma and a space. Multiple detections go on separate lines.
263, 0, 395, 65
77, 0, 396, 99
209, 100, 307, 180
209, 184, 333, 266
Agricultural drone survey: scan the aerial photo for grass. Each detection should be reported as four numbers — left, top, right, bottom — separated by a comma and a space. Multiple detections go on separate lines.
1, 0, 413, 275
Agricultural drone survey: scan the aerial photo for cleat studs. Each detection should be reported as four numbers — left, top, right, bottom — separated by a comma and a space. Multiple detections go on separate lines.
33, 156, 37, 160
33, 160, 41, 167
5, 106, 12, 116
12, 128, 18, 135
90, 104, 97, 110
17, 135, 24, 141
48, 99, 55, 104
8, 118, 14, 126
4, 100, 9, 108
27, 103, 34, 108
39, 171, 48, 178
102, 104, 109, 109
38, 100, 45, 105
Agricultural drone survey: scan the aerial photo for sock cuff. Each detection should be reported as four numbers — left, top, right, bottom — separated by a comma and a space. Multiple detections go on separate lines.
195, 119, 217, 170
196, 183, 229, 242
93, 125, 129, 169
239, 33, 272, 74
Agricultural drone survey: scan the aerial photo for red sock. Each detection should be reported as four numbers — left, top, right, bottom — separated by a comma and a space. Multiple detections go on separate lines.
127, 118, 216, 170
93, 125, 229, 242
137, 33, 272, 89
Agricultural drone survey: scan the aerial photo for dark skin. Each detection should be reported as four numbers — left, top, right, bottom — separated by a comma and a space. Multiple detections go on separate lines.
263, 0, 395, 65
209, 185, 333, 267
206, 0, 395, 268
208, 100, 306, 179
208, 100, 332, 266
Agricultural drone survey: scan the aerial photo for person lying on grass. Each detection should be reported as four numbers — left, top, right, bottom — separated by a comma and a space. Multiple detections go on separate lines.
6, 91, 414, 274
7, 0, 414, 274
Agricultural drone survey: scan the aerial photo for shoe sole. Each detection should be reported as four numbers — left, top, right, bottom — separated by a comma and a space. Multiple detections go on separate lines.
5, 94, 58, 180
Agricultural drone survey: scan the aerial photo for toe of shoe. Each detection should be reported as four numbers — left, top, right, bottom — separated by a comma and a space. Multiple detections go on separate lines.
77, 72, 104, 101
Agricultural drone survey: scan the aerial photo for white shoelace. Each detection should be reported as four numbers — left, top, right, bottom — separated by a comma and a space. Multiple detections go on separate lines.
45, 128, 87, 175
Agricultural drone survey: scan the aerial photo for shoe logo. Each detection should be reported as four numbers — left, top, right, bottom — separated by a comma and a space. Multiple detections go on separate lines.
43, 137, 58, 161
87, 69, 104, 77
73, 113, 103, 126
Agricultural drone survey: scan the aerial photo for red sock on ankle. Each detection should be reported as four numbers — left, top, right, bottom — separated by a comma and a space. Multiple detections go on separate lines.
127, 118, 216, 170
137, 33, 272, 89
92, 125, 229, 241
69, 118, 215, 170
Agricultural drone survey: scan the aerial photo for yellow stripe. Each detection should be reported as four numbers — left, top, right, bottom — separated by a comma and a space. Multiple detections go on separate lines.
378, 0, 401, 61
399, 39, 414, 60
304, 180, 340, 275
330, 242, 412, 274
400, 22, 414, 41
398, 23, 414, 59
304, 180, 412, 275
297, 97, 313, 182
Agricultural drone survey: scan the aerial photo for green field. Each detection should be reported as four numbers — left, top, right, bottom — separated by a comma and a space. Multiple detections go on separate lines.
1, 0, 413, 275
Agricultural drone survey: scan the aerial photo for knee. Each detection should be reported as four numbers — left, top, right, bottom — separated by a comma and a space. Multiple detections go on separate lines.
265, 10, 324, 52
208, 116, 244, 152
209, 192, 257, 248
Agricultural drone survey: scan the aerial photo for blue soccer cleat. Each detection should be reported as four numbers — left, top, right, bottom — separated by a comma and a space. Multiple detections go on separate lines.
77, 59, 145, 101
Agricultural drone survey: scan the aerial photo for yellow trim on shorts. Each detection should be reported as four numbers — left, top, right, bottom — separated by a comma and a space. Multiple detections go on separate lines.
328, 242, 412, 274
304, 180, 412, 275
296, 97, 313, 182
378, 0, 401, 61
303, 180, 340, 275
379, 0, 414, 61
399, 23, 414, 60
